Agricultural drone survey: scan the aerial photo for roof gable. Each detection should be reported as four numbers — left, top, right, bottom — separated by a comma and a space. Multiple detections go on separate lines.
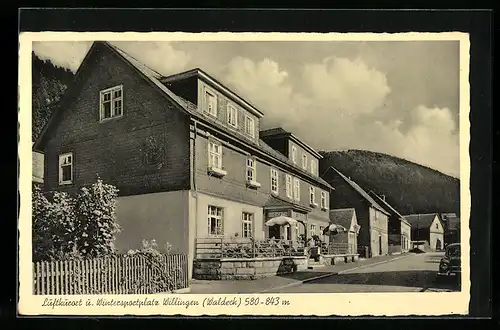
329, 208, 357, 231
403, 213, 441, 229
33, 41, 190, 151
325, 167, 389, 215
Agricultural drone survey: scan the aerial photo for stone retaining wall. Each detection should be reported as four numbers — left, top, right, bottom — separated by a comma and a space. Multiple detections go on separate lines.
193, 256, 308, 280
321, 254, 359, 266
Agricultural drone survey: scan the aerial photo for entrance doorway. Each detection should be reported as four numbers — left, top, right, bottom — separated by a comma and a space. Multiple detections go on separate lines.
436, 238, 442, 251
269, 225, 280, 239
379, 236, 383, 255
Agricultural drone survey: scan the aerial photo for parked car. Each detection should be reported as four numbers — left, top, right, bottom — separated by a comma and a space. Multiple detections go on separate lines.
437, 243, 461, 280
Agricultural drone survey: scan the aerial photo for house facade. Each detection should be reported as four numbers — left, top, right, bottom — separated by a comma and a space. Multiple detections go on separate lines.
32, 149, 44, 185
369, 191, 412, 253
321, 167, 390, 258
403, 213, 445, 251
33, 41, 333, 279
329, 208, 360, 254
439, 213, 460, 246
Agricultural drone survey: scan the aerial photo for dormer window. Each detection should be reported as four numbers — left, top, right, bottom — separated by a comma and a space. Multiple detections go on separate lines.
245, 116, 255, 138
227, 103, 238, 128
291, 145, 297, 164
205, 91, 218, 117
302, 154, 307, 170
310, 159, 317, 175
99, 85, 123, 121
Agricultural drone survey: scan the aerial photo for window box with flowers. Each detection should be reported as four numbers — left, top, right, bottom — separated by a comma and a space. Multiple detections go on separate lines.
245, 157, 261, 189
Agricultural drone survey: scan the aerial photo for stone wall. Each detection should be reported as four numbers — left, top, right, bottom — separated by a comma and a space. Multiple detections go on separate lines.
321, 254, 359, 266
193, 256, 308, 280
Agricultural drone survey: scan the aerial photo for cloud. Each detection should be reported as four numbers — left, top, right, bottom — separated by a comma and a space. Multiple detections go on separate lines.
32, 41, 191, 75
223, 55, 459, 177
110, 41, 190, 75
302, 57, 391, 114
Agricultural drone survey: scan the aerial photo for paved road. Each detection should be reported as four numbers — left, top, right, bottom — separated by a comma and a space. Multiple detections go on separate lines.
266, 252, 461, 293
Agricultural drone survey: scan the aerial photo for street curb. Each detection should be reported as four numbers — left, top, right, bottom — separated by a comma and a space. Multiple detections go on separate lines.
336, 254, 412, 274
256, 254, 413, 293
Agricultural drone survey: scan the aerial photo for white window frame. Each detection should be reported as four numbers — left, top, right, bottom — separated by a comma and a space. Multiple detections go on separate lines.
310, 224, 316, 237
319, 226, 324, 241
242, 212, 254, 238
270, 168, 279, 195
285, 174, 293, 198
208, 205, 223, 236
291, 145, 297, 164
205, 90, 218, 117
58, 152, 73, 185
244, 115, 255, 138
320, 191, 328, 210
310, 159, 317, 175
302, 154, 307, 170
99, 85, 123, 121
309, 186, 316, 205
208, 140, 223, 170
227, 103, 238, 128
246, 157, 256, 182
293, 178, 300, 201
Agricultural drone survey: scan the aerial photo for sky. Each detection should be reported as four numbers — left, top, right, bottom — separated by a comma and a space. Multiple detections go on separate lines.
32, 40, 461, 177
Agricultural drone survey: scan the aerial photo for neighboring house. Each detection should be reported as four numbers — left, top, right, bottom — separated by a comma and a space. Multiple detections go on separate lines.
32, 144, 44, 185
439, 213, 460, 246
369, 191, 412, 253
321, 167, 390, 258
403, 213, 445, 251
32, 41, 333, 279
329, 208, 360, 254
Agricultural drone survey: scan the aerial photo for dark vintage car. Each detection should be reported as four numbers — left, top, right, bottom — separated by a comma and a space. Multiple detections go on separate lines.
437, 243, 461, 279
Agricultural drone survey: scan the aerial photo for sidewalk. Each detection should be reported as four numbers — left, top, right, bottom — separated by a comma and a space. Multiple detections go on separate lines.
188, 253, 411, 294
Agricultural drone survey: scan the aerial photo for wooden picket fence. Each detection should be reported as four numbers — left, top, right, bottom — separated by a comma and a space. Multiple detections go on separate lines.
33, 254, 188, 295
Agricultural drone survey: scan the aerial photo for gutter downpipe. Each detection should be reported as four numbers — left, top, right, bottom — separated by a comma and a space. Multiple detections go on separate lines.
192, 119, 199, 280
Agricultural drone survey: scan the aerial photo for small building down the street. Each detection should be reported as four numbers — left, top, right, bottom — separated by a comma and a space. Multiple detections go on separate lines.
403, 213, 445, 251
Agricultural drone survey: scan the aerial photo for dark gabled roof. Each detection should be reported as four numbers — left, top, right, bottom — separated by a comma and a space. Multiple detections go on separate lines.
260, 127, 289, 138
368, 191, 411, 226
161, 67, 265, 118
324, 167, 390, 215
402, 213, 440, 229
259, 127, 323, 159
329, 208, 356, 229
446, 216, 460, 230
34, 41, 332, 191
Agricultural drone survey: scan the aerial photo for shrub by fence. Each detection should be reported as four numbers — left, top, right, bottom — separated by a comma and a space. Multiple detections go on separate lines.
33, 254, 188, 295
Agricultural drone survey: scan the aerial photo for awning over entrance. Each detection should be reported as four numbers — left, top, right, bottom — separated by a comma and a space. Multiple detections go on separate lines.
263, 195, 312, 214
265, 216, 298, 227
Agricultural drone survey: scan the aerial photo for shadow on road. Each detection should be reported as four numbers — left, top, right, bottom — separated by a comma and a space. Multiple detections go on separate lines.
276, 271, 335, 282
302, 270, 461, 292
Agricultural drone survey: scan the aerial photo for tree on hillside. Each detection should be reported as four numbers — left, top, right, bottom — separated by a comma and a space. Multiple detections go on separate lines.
319, 150, 460, 215
32, 52, 75, 141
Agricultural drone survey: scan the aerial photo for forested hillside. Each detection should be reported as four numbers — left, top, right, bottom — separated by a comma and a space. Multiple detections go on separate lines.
319, 150, 460, 216
32, 52, 74, 141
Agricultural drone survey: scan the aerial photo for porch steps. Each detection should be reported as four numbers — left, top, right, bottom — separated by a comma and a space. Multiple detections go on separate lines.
307, 261, 325, 270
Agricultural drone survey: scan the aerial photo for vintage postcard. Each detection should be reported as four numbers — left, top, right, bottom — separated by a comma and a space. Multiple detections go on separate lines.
18, 31, 470, 316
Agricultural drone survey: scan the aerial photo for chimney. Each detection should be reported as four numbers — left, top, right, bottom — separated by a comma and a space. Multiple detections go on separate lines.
381, 194, 386, 201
